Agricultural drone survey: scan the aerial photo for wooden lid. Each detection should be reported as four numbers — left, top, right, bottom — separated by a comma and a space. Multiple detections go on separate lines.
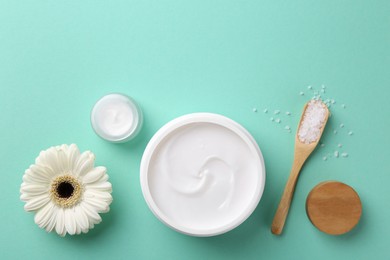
306, 181, 362, 235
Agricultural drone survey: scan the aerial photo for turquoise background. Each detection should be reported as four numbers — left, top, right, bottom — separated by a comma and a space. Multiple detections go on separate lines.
1, 1, 389, 259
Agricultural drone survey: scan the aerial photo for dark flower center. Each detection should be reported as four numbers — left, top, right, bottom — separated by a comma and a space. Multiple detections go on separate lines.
51, 175, 82, 207
56, 182, 74, 198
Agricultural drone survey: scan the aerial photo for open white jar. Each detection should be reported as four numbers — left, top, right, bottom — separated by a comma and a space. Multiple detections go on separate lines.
140, 113, 266, 236
91, 93, 143, 143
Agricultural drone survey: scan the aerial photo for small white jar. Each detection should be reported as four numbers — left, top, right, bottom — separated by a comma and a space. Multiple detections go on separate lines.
91, 93, 143, 143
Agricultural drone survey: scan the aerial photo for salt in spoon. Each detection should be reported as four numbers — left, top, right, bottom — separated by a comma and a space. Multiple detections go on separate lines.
271, 100, 329, 235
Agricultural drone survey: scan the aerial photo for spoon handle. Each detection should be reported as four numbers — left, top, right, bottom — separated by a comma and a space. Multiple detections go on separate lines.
271, 157, 306, 235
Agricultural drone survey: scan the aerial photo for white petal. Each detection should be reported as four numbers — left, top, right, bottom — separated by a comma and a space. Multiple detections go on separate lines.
60, 144, 69, 152
98, 173, 109, 182
39, 147, 62, 175
74, 206, 89, 233
20, 193, 30, 201
20, 191, 49, 201
64, 208, 77, 235
84, 189, 113, 203
35, 150, 47, 166
20, 183, 49, 198
29, 164, 55, 180
75, 221, 81, 235
84, 197, 110, 213
23, 171, 49, 184
55, 208, 66, 236
24, 194, 50, 211
34, 202, 55, 229
80, 202, 102, 228
67, 144, 80, 172
56, 147, 70, 173
82, 167, 106, 184
74, 151, 95, 177
85, 181, 112, 192
45, 206, 58, 232
71, 208, 82, 235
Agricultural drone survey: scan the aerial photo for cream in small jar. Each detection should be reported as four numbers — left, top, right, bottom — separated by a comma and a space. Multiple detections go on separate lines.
91, 93, 143, 142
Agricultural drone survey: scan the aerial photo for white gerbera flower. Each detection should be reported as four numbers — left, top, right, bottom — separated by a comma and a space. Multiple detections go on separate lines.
20, 144, 113, 236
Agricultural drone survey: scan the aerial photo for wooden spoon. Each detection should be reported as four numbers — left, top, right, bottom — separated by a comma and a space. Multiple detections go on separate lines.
271, 100, 330, 235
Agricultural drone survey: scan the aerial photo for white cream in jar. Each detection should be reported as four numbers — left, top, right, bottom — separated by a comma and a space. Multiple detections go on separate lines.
91, 93, 143, 142
140, 113, 265, 236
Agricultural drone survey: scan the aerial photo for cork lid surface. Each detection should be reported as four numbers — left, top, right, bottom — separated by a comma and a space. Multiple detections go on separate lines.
306, 181, 362, 235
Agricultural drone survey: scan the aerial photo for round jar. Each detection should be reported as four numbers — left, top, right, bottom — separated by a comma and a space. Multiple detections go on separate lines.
140, 113, 266, 236
91, 93, 143, 143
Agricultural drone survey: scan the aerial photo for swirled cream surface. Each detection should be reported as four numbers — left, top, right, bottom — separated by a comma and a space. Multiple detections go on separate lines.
141, 114, 265, 236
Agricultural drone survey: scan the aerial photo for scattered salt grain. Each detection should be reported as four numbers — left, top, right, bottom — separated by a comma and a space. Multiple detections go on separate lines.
262, 86, 351, 161
298, 100, 327, 144
253, 108, 258, 112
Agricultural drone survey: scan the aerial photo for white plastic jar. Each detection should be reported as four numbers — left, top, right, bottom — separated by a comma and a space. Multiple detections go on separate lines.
91, 93, 143, 143
140, 113, 265, 236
